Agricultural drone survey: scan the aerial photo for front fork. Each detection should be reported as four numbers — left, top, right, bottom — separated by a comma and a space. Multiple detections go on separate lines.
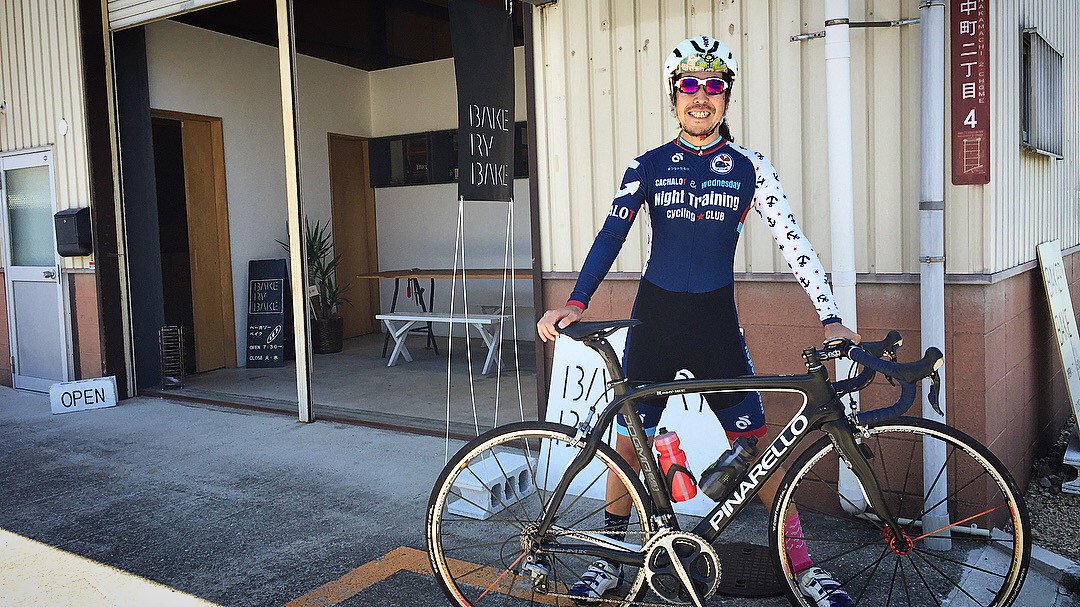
821, 420, 908, 544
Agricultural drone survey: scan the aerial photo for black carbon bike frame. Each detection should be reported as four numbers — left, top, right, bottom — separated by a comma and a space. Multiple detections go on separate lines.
534, 335, 903, 566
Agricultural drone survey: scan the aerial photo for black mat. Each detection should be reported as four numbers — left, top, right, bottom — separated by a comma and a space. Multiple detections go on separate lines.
715, 542, 784, 597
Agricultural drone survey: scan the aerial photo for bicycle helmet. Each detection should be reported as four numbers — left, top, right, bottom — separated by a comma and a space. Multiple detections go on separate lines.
663, 35, 738, 114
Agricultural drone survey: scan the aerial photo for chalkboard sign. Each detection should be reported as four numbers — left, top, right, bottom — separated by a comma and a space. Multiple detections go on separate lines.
247, 259, 289, 368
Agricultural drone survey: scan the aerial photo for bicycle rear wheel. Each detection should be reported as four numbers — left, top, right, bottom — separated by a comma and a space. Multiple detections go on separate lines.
427, 421, 654, 606
770, 417, 1030, 607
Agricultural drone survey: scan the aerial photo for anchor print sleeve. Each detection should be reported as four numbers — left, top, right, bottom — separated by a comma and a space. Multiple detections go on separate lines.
749, 153, 842, 325
567, 158, 648, 310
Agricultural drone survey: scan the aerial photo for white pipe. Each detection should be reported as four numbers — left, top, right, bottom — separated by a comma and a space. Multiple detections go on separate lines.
823, 0, 865, 514
919, 0, 950, 551
275, 0, 314, 422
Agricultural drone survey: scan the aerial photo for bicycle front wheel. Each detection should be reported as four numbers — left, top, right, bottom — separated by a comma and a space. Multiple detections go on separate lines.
427, 421, 654, 607
771, 417, 1030, 607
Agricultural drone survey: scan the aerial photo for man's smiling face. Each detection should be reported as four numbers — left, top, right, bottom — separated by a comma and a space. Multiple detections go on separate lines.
675, 71, 729, 140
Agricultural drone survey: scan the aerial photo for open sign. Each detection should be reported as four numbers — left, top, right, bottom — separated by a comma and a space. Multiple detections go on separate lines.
49, 377, 118, 415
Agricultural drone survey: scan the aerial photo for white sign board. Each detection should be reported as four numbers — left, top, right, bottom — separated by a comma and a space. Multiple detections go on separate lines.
1037, 241, 1080, 435
50, 377, 118, 415
543, 330, 733, 517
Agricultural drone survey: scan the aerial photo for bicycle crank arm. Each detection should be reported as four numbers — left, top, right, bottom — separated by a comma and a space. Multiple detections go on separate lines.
669, 556, 706, 607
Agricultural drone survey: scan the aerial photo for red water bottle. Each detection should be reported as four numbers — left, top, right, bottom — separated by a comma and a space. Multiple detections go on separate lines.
654, 429, 697, 502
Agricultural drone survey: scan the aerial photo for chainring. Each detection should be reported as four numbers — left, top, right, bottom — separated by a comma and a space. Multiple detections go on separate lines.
642, 530, 721, 604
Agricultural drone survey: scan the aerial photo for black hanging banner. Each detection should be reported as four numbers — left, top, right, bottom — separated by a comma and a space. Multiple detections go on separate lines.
450, 0, 515, 202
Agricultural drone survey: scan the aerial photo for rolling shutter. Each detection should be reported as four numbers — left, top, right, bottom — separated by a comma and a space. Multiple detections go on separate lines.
107, 0, 235, 31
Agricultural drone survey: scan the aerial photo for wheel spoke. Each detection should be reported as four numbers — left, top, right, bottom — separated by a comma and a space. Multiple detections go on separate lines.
885, 554, 900, 607
897, 554, 915, 607
912, 504, 1006, 542
853, 545, 894, 605
911, 547, 990, 607
905, 550, 945, 607
911, 546, 1009, 579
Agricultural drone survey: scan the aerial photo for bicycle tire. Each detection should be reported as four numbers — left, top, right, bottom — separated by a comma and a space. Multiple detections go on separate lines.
427, 421, 654, 606
769, 416, 1030, 607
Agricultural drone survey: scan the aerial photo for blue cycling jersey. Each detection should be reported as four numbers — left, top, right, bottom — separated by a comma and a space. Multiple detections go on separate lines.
568, 137, 842, 325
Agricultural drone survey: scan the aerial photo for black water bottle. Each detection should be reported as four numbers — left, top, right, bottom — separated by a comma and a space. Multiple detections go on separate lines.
698, 436, 759, 502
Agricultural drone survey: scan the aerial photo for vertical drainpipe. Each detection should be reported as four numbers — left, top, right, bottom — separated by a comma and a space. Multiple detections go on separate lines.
919, 0, 951, 550
824, 0, 865, 513
275, 0, 314, 422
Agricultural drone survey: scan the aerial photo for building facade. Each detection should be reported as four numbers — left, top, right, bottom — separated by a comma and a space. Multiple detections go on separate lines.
0, 0, 1077, 488
529, 0, 1080, 487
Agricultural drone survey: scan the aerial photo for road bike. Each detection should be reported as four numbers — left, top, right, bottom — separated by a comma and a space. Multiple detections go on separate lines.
426, 320, 1031, 606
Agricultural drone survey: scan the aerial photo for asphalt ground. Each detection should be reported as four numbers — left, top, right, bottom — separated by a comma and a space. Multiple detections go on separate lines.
1, 387, 1076, 606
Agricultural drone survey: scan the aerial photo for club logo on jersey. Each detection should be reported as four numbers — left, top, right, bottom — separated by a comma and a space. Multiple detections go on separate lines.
671, 153, 684, 163
710, 153, 734, 174
735, 415, 752, 430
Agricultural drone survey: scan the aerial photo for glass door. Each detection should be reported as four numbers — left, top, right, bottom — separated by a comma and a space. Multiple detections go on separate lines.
0, 150, 69, 391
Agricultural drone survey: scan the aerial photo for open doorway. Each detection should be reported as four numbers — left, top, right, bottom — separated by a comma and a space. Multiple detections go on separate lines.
150, 111, 236, 374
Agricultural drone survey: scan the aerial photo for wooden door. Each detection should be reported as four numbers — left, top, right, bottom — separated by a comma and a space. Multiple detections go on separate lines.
328, 134, 379, 338
164, 112, 235, 372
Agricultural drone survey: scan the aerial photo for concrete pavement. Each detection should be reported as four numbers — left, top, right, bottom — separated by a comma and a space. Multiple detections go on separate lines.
0, 386, 1076, 606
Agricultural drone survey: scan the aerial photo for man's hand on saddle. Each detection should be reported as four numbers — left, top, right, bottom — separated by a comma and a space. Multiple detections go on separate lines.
824, 322, 861, 345
537, 305, 583, 342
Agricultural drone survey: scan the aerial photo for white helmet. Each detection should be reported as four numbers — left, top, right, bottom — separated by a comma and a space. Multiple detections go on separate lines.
663, 35, 738, 112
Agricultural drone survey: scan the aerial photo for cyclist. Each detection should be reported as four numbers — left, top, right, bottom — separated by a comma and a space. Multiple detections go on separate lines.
537, 35, 861, 606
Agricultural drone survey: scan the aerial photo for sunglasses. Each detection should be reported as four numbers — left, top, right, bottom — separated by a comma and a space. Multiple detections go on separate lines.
675, 76, 730, 96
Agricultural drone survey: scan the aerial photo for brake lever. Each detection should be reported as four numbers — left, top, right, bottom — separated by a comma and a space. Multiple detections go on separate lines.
928, 370, 943, 416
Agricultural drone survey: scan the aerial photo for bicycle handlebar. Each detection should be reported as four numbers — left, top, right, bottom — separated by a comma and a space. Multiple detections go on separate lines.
827, 337, 943, 425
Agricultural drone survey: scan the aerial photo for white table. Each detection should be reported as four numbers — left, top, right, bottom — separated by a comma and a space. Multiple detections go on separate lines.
376, 312, 510, 374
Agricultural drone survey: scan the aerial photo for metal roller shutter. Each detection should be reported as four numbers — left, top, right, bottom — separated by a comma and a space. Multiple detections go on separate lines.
107, 0, 235, 31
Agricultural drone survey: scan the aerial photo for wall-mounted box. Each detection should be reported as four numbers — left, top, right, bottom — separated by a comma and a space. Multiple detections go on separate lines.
54, 207, 93, 257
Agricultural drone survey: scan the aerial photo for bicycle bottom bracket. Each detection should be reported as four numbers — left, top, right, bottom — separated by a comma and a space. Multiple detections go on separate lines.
643, 531, 720, 604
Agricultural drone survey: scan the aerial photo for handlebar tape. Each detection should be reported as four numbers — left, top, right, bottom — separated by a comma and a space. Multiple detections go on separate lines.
849, 346, 944, 425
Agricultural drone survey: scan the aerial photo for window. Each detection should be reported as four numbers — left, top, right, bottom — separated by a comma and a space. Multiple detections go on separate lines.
369, 123, 530, 187
1021, 27, 1063, 158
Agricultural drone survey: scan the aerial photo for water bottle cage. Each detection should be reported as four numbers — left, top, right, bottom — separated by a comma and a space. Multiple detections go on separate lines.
662, 462, 697, 490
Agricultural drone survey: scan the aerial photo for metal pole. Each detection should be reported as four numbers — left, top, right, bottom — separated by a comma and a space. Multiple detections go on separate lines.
824, 0, 865, 514
919, 0, 950, 550
275, 0, 314, 422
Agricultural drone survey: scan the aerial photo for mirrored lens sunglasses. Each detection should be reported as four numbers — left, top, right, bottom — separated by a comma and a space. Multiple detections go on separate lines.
675, 76, 729, 96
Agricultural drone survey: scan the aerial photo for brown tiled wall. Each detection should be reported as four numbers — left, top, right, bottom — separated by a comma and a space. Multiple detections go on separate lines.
539, 249, 1080, 488
72, 273, 103, 379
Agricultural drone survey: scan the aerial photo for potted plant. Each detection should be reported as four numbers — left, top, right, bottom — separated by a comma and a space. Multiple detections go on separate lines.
280, 219, 349, 353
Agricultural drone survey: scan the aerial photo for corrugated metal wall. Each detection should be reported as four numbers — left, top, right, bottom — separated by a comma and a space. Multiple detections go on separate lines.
986, 0, 1080, 272
0, 0, 91, 269
533, 0, 1079, 278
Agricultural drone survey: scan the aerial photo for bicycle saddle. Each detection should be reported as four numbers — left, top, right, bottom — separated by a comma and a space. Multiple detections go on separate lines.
556, 319, 640, 341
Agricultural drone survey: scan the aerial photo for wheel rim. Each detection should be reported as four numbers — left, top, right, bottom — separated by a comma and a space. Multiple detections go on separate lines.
428, 426, 652, 606
775, 420, 1029, 607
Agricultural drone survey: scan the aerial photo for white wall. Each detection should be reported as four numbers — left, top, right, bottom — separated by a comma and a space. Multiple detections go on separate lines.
369, 47, 528, 137
144, 20, 372, 365
374, 179, 535, 338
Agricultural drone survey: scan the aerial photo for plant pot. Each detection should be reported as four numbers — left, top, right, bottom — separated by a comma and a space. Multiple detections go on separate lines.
312, 316, 343, 354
